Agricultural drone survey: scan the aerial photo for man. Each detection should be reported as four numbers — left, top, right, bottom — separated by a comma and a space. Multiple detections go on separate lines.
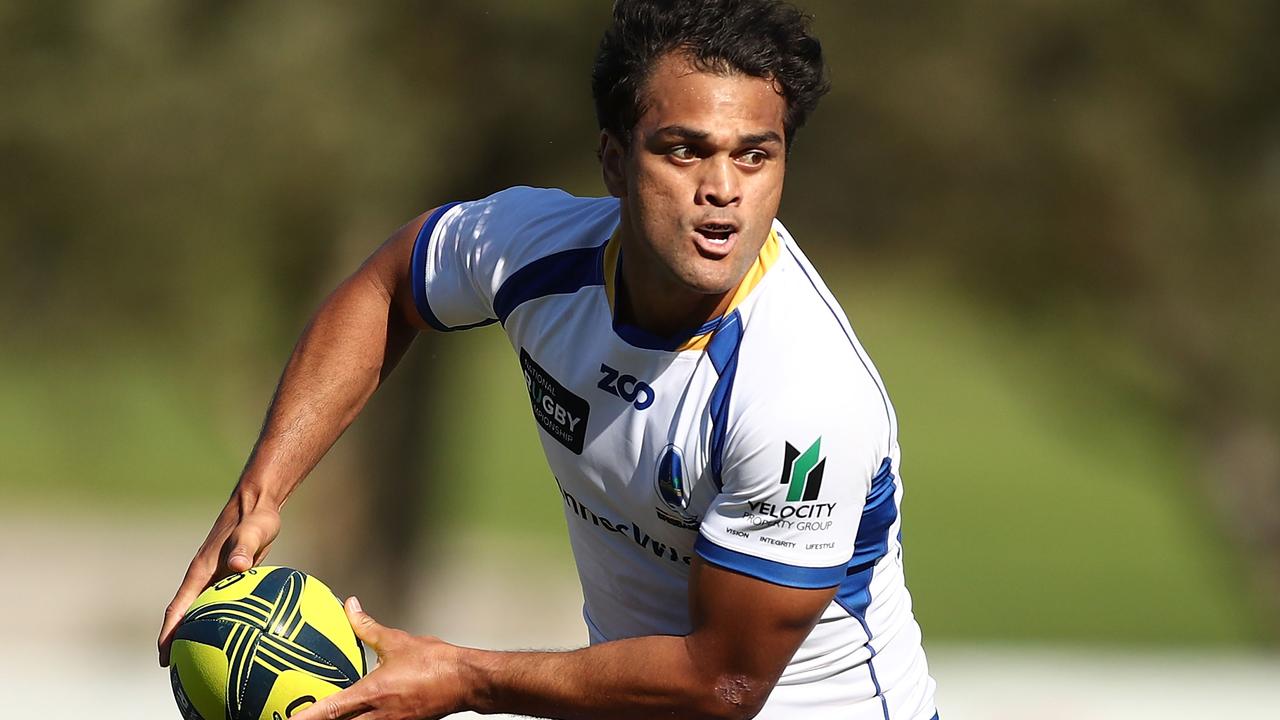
158, 1, 939, 718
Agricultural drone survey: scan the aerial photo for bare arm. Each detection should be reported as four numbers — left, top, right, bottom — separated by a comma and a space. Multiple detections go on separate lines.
157, 209, 438, 665
296, 558, 837, 720
236, 210, 432, 506
468, 560, 834, 719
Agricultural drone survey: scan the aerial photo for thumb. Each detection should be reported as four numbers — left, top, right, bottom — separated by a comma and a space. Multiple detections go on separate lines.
345, 596, 386, 648
224, 520, 270, 573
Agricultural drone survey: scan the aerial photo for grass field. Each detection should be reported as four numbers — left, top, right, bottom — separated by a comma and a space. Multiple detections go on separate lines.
2, 270, 1266, 645
0, 348, 235, 506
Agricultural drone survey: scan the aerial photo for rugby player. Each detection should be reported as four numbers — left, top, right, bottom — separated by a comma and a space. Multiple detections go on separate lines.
159, 1, 939, 717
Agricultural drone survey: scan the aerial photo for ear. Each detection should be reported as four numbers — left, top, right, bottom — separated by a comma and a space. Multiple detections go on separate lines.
599, 130, 627, 199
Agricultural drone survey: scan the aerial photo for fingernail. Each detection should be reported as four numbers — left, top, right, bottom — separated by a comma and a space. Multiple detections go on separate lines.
349, 596, 363, 613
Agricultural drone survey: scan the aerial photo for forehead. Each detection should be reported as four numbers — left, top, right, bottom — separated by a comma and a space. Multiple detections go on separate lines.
635, 52, 786, 140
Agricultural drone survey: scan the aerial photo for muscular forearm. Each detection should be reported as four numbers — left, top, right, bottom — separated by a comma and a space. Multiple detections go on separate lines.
238, 270, 417, 507
291, 562, 819, 720
461, 635, 767, 720
158, 219, 430, 666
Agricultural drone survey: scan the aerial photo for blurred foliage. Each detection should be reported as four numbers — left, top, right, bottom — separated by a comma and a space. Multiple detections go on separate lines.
1, 1, 1276, 643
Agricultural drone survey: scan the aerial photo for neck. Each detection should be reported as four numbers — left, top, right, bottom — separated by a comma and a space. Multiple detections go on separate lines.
617, 274, 728, 341
614, 239, 733, 341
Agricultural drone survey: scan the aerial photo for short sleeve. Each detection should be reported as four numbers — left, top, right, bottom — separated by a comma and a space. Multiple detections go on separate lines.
695, 379, 891, 589
409, 199, 496, 332
409, 186, 620, 332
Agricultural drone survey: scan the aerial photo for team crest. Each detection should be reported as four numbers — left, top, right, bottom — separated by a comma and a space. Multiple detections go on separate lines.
654, 444, 699, 529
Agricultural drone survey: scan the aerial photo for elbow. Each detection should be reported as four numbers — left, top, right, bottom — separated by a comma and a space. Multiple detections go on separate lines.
697, 673, 771, 720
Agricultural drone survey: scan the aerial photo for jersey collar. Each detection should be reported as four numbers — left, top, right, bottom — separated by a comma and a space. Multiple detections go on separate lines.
603, 227, 781, 352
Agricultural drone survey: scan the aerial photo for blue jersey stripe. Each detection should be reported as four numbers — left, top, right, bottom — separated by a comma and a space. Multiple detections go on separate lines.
851, 458, 897, 567
493, 241, 607, 323
695, 534, 847, 588
705, 310, 744, 490
835, 458, 899, 621
612, 314, 722, 351
410, 202, 465, 332
863, 640, 891, 720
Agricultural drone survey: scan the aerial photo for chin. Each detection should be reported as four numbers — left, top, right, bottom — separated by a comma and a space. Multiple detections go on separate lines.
678, 267, 738, 297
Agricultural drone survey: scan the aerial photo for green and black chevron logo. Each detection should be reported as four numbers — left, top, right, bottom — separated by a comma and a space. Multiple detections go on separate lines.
779, 437, 826, 502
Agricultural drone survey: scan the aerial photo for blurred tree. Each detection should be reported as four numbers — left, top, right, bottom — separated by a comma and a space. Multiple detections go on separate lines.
1, 0, 1275, 638
790, 0, 1280, 629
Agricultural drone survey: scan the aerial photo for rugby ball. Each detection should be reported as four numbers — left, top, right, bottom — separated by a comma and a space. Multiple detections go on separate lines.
169, 566, 366, 720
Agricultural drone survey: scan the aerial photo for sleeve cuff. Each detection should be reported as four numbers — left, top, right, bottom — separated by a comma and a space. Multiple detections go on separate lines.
410, 202, 462, 332
695, 534, 846, 589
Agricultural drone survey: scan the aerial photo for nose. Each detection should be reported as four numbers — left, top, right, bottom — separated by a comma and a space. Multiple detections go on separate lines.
696, 156, 741, 207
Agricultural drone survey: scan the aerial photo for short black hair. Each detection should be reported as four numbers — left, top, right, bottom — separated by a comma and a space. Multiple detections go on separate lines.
592, 0, 829, 151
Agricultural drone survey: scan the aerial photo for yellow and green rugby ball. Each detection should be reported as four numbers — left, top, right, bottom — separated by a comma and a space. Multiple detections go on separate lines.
169, 566, 367, 720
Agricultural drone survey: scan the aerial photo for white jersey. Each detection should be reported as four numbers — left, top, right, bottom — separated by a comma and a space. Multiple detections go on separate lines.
412, 186, 938, 720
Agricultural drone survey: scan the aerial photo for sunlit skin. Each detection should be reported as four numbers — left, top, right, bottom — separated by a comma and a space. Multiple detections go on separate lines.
601, 51, 788, 338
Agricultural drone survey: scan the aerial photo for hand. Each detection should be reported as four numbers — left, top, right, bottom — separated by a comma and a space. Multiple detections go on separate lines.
291, 597, 471, 720
157, 494, 281, 665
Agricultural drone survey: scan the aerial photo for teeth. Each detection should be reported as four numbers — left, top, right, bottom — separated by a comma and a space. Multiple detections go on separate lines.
696, 225, 734, 247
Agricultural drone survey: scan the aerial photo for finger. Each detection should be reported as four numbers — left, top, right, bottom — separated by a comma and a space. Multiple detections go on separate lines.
158, 563, 213, 666
223, 525, 264, 573
222, 512, 277, 573
344, 596, 388, 650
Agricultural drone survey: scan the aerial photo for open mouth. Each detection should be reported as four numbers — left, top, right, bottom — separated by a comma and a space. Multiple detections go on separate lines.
695, 222, 738, 246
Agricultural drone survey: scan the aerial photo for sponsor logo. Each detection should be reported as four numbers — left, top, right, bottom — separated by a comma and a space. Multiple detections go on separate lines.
521, 348, 590, 454
742, 499, 837, 532
654, 444, 699, 529
734, 438, 838, 536
598, 363, 655, 410
557, 478, 692, 566
780, 437, 826, 502
747, 500, 838, 519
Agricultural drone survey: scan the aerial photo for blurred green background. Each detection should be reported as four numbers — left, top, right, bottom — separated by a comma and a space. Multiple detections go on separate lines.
2, 3, 1278, 715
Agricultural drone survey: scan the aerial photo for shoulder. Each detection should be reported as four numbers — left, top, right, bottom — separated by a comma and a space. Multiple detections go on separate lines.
413, 187, 620, 330
436, 186, 619, 250
428, 186, 619, 286
724, 221, 895, 474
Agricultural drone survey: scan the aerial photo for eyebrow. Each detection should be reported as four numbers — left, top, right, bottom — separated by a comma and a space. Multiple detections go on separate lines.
654, 125, 710, 141
739, 130, 784, 146
653, 125, 783, 146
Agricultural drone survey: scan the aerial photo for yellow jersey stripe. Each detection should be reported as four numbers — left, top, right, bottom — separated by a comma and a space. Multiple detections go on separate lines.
604, 228, 781, 352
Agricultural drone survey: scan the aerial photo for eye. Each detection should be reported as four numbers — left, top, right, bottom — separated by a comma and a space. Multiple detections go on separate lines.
668, 146, 698, 162
736, 150, 768, 167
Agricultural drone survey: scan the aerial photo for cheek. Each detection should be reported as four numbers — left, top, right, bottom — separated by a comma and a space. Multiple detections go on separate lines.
748, 173, 784, 221
632, 175, 686, 224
